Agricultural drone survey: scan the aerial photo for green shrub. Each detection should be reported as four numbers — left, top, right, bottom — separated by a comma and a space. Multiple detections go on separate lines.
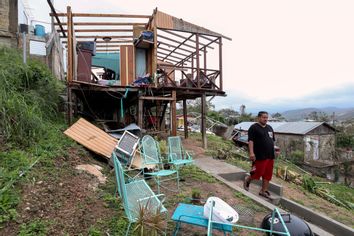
290, 150, 304, 164
0, 47, 64, 146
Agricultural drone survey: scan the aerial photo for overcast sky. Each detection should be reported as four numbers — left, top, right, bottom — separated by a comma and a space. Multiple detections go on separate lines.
29, 0, 354, 113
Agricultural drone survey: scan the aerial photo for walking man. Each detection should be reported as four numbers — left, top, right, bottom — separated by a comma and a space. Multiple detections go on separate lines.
243, 111, 275, 198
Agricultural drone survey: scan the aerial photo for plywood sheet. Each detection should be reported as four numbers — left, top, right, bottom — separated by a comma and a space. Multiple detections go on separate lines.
64, 118, 118, 159
120, 45, 135, 86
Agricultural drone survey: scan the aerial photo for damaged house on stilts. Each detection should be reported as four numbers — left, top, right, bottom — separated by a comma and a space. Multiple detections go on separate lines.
50, 5, 231, 147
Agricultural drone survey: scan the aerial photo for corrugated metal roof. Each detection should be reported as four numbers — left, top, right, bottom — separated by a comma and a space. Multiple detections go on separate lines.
234, 121, 332, 135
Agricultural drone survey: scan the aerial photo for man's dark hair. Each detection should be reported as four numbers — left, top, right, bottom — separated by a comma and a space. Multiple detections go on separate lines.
257, 111, 268, 117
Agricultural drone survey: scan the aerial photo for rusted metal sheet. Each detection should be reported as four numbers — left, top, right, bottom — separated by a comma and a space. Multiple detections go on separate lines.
64, 118, 118, 159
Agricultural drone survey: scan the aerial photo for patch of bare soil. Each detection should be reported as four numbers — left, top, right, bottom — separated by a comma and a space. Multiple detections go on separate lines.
0, 148, 113, 236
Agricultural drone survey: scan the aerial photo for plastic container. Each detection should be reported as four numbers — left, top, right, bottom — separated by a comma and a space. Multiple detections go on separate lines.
34, 24, 45, 37
203, 197, 239, 224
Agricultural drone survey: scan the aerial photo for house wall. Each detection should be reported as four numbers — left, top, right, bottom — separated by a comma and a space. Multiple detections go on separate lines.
0, 0, 18, 48
275, 133, 335, 162
275, 134, 303, 158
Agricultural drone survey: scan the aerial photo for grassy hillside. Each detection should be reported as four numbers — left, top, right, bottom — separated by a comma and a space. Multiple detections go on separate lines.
0, 47, 73, 226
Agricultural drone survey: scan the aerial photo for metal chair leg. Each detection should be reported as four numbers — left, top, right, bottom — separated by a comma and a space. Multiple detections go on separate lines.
125, 222, 131, 236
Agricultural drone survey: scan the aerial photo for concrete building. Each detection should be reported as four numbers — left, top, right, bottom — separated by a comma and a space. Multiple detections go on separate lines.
234, 121, 336, 163
0, 0, 65, 80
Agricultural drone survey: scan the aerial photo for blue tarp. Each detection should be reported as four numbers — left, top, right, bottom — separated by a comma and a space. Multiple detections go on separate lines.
92, 53, 120, 80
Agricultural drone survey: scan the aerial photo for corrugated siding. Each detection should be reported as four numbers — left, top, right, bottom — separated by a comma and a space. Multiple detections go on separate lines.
64, 118, 118, 159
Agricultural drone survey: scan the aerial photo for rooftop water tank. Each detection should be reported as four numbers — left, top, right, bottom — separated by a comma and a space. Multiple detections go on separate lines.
34, 24, 45, 37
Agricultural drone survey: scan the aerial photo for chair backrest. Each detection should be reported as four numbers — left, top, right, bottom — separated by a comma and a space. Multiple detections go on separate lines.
141, 135, 161, 165
168, 136, 184, 161
112, 152, 133, 221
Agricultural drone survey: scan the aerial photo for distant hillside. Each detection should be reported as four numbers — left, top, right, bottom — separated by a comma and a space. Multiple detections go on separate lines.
281, 107, 354, 121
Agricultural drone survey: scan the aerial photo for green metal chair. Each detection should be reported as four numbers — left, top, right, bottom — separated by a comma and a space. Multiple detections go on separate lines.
168, 136, 194, 168
112, 152, 167, 236
141, 135, 179, 194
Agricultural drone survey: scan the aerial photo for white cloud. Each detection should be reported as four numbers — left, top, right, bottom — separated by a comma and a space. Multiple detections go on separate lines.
30, 0, 354, 109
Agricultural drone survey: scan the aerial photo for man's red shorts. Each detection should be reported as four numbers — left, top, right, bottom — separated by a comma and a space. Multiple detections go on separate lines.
250, 159, 274, 181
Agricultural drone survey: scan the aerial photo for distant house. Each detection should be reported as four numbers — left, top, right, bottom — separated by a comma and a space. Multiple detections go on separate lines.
234, 121, 336, 163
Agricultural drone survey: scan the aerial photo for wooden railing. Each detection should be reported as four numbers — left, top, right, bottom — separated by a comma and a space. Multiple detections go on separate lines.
156, 64, 222, 91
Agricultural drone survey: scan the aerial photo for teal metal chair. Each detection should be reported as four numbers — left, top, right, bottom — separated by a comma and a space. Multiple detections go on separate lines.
112, 152, 167, 236
141, 135, 179, 194
168, 136, 194, 167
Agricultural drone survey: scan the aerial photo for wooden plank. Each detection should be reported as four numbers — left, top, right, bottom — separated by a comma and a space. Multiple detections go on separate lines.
71, 35, 133, 39
60, 29, 133, 33
219, 37, 223, 91
160, 29, 214, 49
158, 34, 196, 50
201, 93, 207, 148
56, 22, 146, 26
183, 99, 188, 139
155, 11, 173, 29
120, 45, 135, 86
139, 96, 174, 101
171, 90, 177, 136
64, 118, 118, 159
138, 99, 144, 129
51, 13, 150, 18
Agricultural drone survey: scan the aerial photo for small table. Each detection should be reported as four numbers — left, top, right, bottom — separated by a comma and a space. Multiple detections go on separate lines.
171, 203, 233, 236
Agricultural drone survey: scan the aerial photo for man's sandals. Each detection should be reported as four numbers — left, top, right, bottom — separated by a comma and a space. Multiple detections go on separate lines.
259, 190, 271, 199
243, 177, 250, 191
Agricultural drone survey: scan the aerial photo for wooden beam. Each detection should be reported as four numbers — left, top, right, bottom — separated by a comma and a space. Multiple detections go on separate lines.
196, 34, 200, 87
219, 37, 223, 91
171, 90, 177, 136
66, 35, 133, 39
158, 34, 196, 50
47, 0, 66, 37
62, 40, 132, 44
160, 29, 214, 49
51, 13, 150, 18
157, 46, 189, 58
139, 96, 174, 101
157, 51, 191, 62
55, 22, 146, 26
158, 41, 194, 54
95, 49, 120, 52
59, 29, 133, 33
201, 93, 207, 149
183, 99, 188, 139
138, 99, 144, 129
162, 33, 194, 61
96, 44, 131, 47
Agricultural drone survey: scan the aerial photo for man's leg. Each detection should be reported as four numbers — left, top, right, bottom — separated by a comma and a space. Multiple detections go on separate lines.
261, 179, 270, 193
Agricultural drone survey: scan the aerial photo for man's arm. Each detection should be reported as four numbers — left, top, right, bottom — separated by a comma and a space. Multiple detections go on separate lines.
248, 140, 255, 161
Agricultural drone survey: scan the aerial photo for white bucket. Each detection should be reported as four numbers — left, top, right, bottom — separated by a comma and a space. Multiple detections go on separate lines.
203, 197, 239, 224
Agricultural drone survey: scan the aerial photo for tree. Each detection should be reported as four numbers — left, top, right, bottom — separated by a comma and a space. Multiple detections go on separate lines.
271, 112, 286, 121
306, 111, 329, 122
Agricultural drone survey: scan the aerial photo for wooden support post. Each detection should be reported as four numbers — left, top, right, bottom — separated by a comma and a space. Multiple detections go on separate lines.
156, 101, 161, 131
171, 90, 177, 136
204, 47, 207, 74
183, 99, 188, 139
67, 86, 73, 125
138, 99, 144, 129
219, 37, 223, 91
196, 34, 200, 88
201, 93, 207, 149
67, 6, 73, 82
66, 6, 73, 125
